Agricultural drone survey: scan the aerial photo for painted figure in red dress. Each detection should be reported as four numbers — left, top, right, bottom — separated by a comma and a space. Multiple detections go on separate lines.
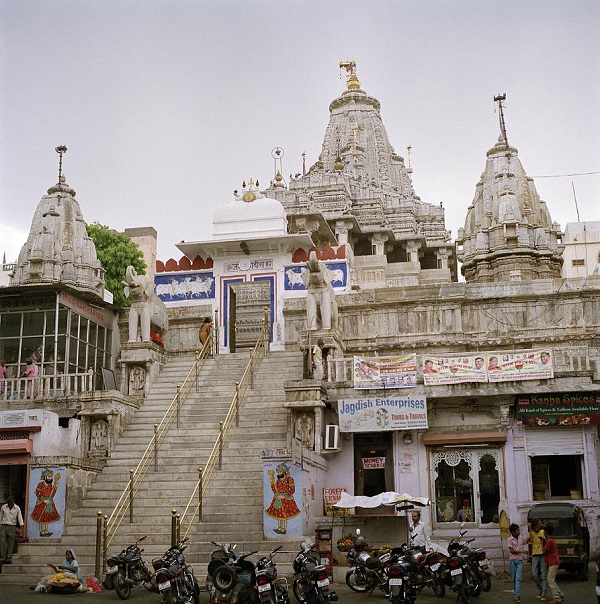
265, 463, 300, 534
30, 468, 61, 536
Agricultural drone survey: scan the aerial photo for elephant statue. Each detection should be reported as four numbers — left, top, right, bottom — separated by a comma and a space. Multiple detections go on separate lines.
123, 265, 169, 343
302, 250, 338, 330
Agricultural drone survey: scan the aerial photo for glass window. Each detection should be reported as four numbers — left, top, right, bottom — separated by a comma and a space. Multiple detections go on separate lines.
22, 311, 45, 337
0, 313, 22, 338
431, 448, 503, 527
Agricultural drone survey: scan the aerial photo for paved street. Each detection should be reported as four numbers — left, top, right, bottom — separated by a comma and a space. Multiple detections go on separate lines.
0, 564, 596, 604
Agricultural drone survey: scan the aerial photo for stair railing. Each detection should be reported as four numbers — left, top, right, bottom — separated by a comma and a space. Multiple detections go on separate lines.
102, 335, 213, 549
179, 315, 269, 539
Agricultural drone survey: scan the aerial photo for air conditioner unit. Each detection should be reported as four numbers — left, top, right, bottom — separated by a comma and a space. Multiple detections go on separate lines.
324, 424, 341, 451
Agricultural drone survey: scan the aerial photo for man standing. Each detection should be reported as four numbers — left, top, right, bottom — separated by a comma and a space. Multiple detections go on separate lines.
528, 518, 548, 600
312, 338, 325, 380
0, 495, 24, 564
410, 510, 431, 553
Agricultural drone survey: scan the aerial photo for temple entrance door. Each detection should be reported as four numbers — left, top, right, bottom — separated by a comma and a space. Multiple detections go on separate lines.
228, 282, 271, 350
229, 286, 237, 353
354, 433, 394, 515
0, 458, 29, 533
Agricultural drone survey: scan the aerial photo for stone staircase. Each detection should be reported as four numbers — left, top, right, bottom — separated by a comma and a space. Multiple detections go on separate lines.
1, 349, 304, 586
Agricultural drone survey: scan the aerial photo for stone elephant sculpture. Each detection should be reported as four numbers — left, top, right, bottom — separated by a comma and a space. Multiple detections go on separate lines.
123, 265, 169, 343
302, 250, 339, 330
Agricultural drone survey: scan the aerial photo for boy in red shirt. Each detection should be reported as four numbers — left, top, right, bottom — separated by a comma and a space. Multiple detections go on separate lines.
543, 524, 564, 603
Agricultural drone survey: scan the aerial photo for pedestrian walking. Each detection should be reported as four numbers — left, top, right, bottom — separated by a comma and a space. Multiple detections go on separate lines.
544, 524, 564, 603
528, 518, 548, 600
507, 523, 528, 603
0, 495, 24, 564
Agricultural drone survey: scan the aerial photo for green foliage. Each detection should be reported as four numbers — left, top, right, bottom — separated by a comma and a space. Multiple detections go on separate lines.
86, 222, 147, 307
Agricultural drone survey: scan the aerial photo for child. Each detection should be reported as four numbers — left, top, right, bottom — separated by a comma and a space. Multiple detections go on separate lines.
543, 525, 564, 603
507, 523, 528, 603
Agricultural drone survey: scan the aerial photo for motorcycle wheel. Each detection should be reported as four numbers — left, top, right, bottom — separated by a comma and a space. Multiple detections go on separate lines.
457, 583, 471, 604
430, 575, 446, 598
470, 579, 482, 598
345, 569, 372, 593
162, 588, 177, 604
114, 571, 132, 600
275, 583, 291, 604
479, 573, 491, 592
292, 577, 308, 604
213, 565, 238, 593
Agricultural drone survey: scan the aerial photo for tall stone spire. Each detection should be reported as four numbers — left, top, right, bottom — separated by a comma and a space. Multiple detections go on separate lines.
265, 61, 455, 283
457, 105, 563, 283
10, 147, 105, 297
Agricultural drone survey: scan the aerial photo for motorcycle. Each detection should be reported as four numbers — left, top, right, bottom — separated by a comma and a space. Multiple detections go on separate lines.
255, 545, 290, 604
443, 526, 482, 604
209, 543, 260, 604
344, 531, 391, 596
292, 541, 338, 604
387, 546, 417, 604
407, 531, 446, 597
103, 535, 154, 600
154, 537, 201, 604
468, 545, 492, 592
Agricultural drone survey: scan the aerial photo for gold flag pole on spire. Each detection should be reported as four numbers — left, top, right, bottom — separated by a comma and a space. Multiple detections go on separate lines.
339, 60, 361, 90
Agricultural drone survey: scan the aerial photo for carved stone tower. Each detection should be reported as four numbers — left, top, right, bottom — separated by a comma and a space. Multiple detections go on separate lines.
457, 118, 564, 283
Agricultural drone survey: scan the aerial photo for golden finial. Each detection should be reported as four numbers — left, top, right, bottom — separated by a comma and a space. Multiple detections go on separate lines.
340, 60, 361, 90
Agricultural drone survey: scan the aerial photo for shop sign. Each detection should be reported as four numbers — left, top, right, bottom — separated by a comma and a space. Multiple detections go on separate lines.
363, 457, 385, 469
338, 396, 428, 432
516, 392, 600, 426
323, 487, 351, 516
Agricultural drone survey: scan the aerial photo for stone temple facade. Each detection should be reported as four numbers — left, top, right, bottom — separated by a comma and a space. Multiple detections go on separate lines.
1, 64, 599, 579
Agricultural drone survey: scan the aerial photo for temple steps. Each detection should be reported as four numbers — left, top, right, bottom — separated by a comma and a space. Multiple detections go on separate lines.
2, 349, 303, 585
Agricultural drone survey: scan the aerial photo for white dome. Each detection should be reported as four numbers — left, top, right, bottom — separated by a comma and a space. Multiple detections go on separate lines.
213, 194, 288, 240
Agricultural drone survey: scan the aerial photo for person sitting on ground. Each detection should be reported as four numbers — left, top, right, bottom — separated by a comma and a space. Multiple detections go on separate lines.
49, 548, 83, 582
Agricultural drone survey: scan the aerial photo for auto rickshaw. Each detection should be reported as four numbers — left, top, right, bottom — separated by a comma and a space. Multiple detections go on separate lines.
528, 503, 590, 581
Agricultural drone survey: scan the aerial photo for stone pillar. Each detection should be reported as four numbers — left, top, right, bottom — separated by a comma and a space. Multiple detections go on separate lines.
372, 233, 389, 256
335, 219, 353, 246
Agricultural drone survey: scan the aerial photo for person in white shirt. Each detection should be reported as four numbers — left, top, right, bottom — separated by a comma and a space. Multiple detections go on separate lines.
410, 510, 431, 553
0, 495, 24, 564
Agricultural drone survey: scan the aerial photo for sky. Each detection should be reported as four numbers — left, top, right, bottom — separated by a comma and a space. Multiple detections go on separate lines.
1, 0, 599, 265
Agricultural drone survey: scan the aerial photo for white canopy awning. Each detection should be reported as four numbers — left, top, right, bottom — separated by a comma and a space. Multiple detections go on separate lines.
333, 491, 430, 509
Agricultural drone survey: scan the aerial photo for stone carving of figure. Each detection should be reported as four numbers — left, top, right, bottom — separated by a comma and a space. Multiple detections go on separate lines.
90, 419, 108, 453
129, 366, 146, 396
294, 413, 315, 450
302, 251, 338, 330
123, 265, 152, 342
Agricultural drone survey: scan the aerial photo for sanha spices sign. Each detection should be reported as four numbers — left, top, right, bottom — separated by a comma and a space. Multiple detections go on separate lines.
516, 392, 600, 426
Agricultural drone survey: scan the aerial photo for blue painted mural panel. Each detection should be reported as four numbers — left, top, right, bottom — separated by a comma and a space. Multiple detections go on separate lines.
155, 272, 215, 301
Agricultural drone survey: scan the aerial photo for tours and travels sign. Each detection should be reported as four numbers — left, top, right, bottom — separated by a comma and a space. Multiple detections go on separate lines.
516, 392, 600, 426
338, 396, 428, 432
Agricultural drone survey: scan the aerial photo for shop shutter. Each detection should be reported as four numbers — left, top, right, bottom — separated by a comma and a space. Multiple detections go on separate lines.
525, 427, 585, 456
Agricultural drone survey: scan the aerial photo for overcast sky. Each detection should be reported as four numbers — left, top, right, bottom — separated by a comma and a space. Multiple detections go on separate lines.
1, 0, 599, 265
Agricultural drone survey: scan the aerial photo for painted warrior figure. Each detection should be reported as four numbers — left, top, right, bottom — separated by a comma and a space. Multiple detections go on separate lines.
30, 468, 61, 536
265, 463, 300, 534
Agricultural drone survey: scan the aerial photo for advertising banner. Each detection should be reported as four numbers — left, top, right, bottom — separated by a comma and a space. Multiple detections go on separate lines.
422, 354, 488, 385
354, 355, 417, 389
516, 392, 600, 426
487, 350, 554, 382
338, 396, 428, 432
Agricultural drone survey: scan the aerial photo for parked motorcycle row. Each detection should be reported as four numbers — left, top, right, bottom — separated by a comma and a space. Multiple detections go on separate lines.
103, 535, 201, 603
207, 540, 337, 604
344, 527, 492, 604
102, 527, 491, 604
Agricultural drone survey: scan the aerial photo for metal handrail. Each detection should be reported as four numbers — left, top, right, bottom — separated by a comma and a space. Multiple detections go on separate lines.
104, 336, 213, 548
180, 316, 269, 539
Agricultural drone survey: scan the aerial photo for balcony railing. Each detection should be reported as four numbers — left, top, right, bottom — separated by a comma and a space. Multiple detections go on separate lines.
0, 370, 94, 401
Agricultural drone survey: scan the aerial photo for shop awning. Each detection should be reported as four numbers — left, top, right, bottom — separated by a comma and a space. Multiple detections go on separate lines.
423, 430, 507, 446
0, 439, 33, 454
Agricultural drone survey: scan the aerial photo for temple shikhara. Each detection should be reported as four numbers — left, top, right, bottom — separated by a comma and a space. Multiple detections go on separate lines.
1, 62, 598, 584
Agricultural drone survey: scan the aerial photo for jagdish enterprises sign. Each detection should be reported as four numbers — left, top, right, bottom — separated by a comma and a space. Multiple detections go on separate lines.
338, 396, 428, 433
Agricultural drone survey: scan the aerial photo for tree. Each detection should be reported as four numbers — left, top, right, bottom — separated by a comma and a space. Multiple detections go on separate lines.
86, 222, 147, 307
